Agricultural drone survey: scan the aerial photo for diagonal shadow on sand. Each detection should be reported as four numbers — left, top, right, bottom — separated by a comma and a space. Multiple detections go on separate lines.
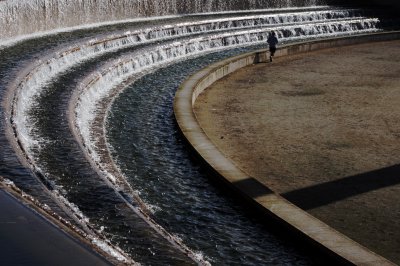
282, 164, 400, 210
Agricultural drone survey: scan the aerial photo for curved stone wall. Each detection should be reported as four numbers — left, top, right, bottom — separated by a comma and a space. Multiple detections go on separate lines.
174, 31, 400, 265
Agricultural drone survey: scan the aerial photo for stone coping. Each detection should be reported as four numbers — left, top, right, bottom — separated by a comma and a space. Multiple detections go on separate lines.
173, 31, 400, 265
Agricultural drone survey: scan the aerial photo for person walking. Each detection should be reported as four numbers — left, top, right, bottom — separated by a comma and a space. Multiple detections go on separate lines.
267, 31, 278, 62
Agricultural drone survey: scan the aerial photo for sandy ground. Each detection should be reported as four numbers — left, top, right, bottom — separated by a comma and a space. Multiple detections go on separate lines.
194, 40, 400, 263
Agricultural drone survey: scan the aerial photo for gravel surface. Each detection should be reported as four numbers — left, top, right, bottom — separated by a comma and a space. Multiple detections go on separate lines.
194, 40, 400, 264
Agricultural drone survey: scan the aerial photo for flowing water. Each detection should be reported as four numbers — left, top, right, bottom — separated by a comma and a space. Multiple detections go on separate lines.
0, 3, 392, 265
0, 0, 330, 40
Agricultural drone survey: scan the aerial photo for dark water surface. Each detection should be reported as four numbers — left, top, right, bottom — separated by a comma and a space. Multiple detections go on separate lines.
0, 8, 376, 264
107, 50, 318, 265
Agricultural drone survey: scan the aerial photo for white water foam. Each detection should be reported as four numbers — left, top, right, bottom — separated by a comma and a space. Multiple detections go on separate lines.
7, 9, 381, 265
0, 6, 353, 49
12, 11, 378, 162
73, 17, 380, 261
2, 177, 15, 187
0, 0, 329, 40
90, 236, 134, 264
72, 15, 380, 248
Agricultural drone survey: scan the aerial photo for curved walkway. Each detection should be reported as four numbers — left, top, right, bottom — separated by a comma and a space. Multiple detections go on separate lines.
174, 33, 400, 265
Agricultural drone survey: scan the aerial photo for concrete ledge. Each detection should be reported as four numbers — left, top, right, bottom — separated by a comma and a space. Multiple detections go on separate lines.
174, 32, 400, 265
0, 177, 116, 265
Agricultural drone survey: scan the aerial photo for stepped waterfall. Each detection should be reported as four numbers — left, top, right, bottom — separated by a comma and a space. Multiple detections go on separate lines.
0, 0, 394, 265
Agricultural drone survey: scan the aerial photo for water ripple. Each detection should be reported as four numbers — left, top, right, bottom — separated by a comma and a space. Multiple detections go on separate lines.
107, 48, 317, 265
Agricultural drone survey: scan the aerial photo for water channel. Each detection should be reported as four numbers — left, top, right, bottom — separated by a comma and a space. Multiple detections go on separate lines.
0, 3, 393, 265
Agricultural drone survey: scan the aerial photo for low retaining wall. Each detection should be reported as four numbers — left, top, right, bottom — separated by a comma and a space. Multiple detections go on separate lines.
174, 31, 400, 265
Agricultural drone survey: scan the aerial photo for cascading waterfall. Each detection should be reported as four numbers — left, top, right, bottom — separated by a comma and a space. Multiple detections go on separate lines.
71, 16, 380, 221
10, 9, 373, 149
12, 10, 379, 178
0, 2, 391, 265
0, 0, 331, 40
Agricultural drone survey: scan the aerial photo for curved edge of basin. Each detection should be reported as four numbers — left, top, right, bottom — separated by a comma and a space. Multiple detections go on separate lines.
173, 31, 400, 265
0, 176, 119, 266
